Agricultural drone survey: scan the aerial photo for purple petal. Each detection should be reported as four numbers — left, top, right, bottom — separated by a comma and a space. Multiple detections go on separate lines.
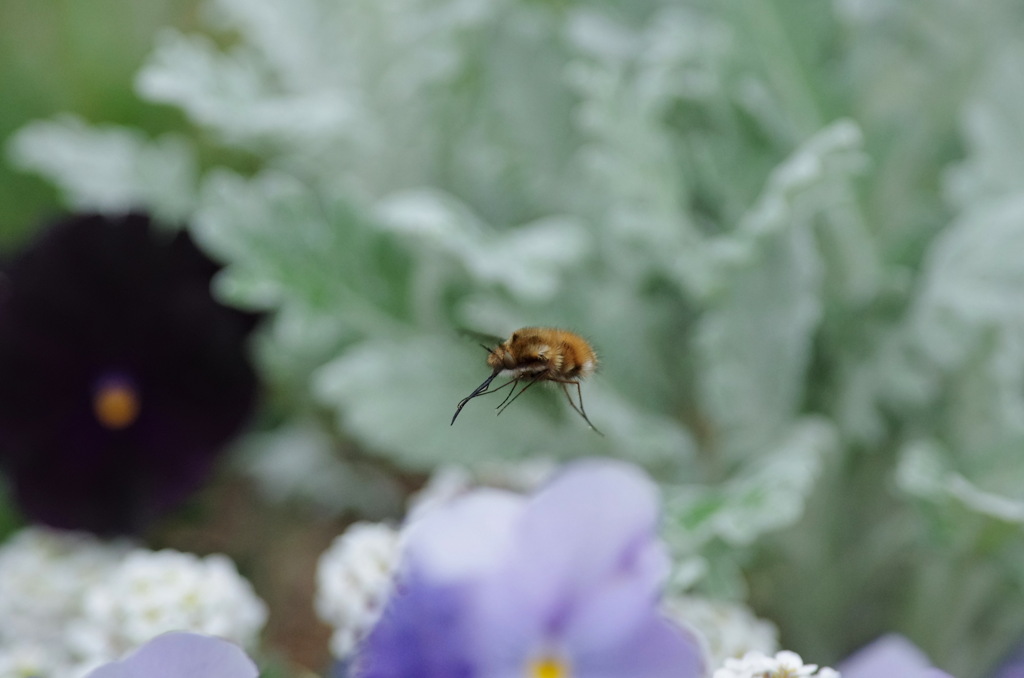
520, 459, 665, 586
85, 632, 258, 678
471, 460, 676, 672
562, 546, 668, 650
357, 570, 475, 678
491, 460, 664, 614
573, 615, 705, 678
355, 460, 703, 678
991, 641, 1024, 678
403, 489, 525, 582
839, 635, 953, 678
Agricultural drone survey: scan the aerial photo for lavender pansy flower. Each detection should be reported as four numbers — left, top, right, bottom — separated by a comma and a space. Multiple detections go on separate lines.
994, 648, 1024, 678
0, 212, 259, 535
839, 634, 954, 678
84, 632, 258, 678
355, 459, 705, 678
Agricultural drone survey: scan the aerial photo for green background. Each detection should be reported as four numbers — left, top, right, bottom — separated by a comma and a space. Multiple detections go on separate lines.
0, 0, 199, 247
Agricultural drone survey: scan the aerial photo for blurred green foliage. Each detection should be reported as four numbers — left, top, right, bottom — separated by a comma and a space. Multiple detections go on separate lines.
0, 0, 198, 247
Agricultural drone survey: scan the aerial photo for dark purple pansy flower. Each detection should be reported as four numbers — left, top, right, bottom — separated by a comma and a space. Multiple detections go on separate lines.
355, 459, 705, 678
0, 212, 258, 535
85, 632, 258, 678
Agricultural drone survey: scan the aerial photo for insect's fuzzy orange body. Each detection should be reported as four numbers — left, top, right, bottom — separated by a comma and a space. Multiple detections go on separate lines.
452, 327, 602, 434
487, 327, 598, 382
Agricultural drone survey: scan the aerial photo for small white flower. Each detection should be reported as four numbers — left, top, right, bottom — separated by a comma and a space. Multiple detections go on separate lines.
714, 650, 840, 678
0, 527, 129, 648
315, 521, 402, 659
664, 595, 779, 670
0, 641, 71, 678
66, 548, 267, 667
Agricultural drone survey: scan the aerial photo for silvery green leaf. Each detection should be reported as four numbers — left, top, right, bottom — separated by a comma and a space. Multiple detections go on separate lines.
193, 169, 330, 309
833, 0, 912, 24
202, 0, 347, 85
922, 196, 1024, 335
897, 439, 1024, 524
6, 116, 196, 223
251, 305, 353, 393
832, 39, 1024, 445
666, 418, 836, 548
891, 195, 1024, 428
694, 122, 865, 459
137, 0, 515, 188
665, 557, 709, 594
137, 30, 354, 151
374, 190, 588, 303
191, 168, 384, 421
664, 418, 837, 588
192, 169, 414, 396
896, 437, 1024, 678
876, 43, 1024, 451
714, 119, 872, 296
193, 169, 407, 324
838, 0, 1011, 266
941, 329, 1024, 457
945, 45, 1024, 209
695, 224, 821, 459
566, 6, 731, 298
564, 8, 642, 63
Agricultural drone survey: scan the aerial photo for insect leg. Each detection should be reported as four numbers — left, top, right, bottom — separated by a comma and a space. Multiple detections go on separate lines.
496, 375, 543, 416
495, 380, 521, 410
557, 380, 604, 436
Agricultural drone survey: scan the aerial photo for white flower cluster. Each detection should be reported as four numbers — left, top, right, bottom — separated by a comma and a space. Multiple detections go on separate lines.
0, 527, 266, 678
0, 528, 129, 678
714, 650, 840, 678
664, 595, 779, 671
315, 522, 401, 658
67, 548, 267, 670
0, 641, 61, 678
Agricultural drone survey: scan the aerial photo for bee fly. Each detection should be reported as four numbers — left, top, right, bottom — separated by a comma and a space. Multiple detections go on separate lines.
451, 327, 602, 435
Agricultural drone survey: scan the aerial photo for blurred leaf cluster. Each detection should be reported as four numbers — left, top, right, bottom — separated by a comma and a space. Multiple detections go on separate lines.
7, 0, 1024, 676
0, 0, 203, 244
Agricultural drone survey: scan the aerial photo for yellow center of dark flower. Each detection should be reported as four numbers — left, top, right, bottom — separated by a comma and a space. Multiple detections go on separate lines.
529, 655, 568, 678
93, 381, 141, 429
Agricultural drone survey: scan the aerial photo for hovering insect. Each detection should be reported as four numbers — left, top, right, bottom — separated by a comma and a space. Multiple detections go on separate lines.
451, 327, 602, 435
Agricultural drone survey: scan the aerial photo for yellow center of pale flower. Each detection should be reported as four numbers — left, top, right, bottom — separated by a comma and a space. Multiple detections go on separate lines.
529, 655, 569, 678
